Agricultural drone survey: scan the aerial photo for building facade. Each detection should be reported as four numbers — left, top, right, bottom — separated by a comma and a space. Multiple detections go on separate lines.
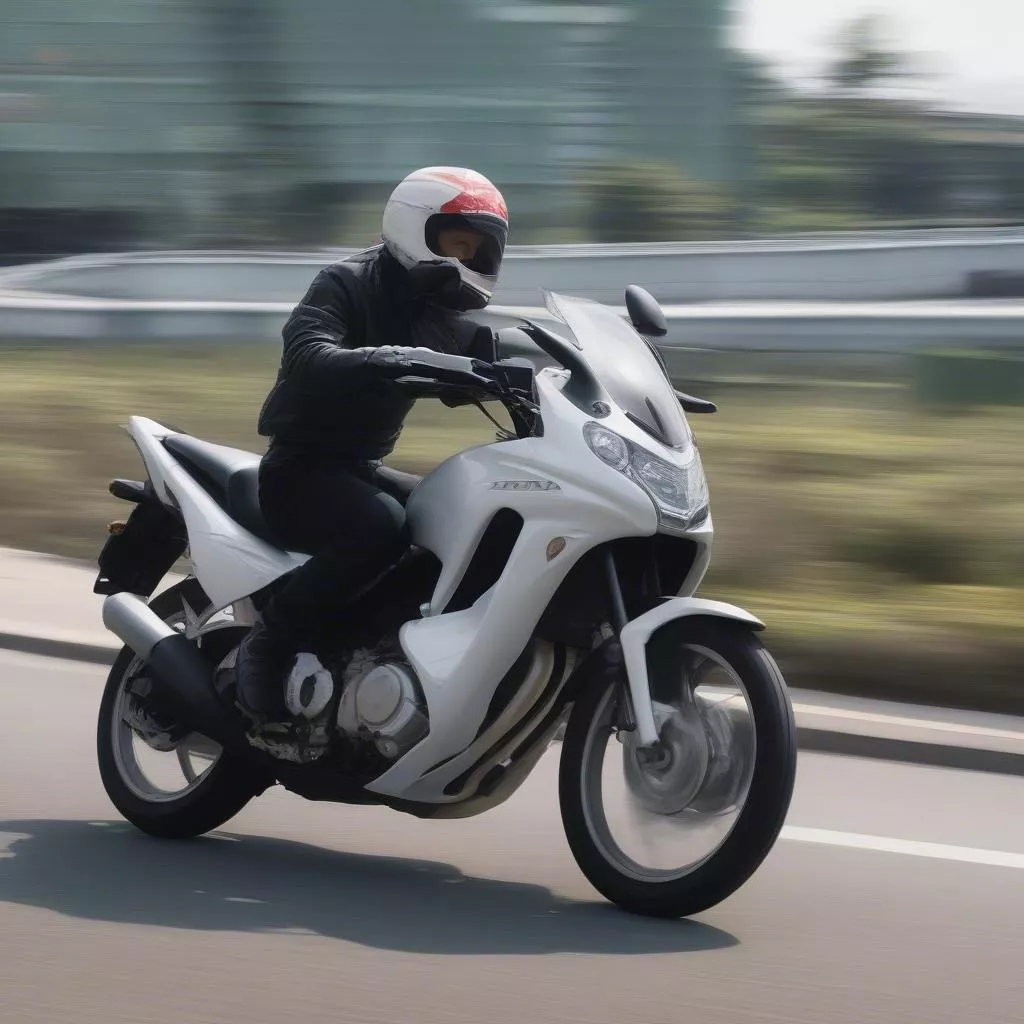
0, 0, 738, 254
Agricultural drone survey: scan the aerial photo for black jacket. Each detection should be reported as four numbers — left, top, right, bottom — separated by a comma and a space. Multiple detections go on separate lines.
258, 246, 486, 460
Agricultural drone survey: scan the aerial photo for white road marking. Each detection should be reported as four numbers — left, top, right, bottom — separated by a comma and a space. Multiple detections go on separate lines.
782, 826, 1024, 870
696, 686, 1024, 744
791, 702, 1024, 743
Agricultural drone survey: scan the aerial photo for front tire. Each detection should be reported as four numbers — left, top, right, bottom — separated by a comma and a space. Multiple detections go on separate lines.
97, 579, 267, 839
559, 618, 796, 918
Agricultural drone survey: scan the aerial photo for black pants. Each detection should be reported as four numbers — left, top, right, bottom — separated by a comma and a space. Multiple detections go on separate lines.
257, 447, 409, 648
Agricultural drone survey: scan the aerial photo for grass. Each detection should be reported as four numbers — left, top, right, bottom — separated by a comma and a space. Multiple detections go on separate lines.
1, 344, 1021, 712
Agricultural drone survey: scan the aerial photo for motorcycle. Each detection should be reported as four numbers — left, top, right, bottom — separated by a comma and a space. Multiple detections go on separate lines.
93, 286, 796, 918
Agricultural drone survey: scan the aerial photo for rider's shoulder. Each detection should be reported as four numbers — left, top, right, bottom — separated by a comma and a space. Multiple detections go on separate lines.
316, 245, 381, 288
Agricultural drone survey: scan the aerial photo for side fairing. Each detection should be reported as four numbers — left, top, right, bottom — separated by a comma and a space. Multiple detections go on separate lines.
367, 371, 659, 800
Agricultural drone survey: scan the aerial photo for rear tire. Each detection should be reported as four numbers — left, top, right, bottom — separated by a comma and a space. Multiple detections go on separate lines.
97, 579, 267, 839
559, 618, 796, 918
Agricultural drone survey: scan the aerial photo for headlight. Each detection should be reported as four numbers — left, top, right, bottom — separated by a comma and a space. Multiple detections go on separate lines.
585, 423, 629, 471
584, 421, 709, 534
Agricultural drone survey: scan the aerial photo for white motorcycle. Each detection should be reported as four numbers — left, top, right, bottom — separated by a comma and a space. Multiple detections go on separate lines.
94, 287, 796, 919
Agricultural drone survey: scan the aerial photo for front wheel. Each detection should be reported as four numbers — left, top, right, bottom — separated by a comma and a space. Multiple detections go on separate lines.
559, 618, 796, 918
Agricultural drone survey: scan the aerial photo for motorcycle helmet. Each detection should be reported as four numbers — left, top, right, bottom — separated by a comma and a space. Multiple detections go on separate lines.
381, 167, 509, 310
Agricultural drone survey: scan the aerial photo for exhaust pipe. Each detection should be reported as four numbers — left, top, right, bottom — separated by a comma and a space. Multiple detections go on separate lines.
102, 592, 249, 755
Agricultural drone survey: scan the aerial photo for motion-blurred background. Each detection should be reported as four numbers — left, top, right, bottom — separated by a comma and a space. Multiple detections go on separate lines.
2, 0, 1024, 253
0, 1, 1021, 711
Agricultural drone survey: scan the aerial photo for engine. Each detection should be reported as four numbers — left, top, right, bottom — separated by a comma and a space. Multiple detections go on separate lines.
336, 653, 429, 760
232, 641, 428, 765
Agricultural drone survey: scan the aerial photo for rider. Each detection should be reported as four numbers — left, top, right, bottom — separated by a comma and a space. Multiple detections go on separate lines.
236, 167, 510, 720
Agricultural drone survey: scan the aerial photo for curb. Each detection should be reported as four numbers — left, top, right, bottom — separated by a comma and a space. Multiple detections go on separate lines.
0, 631, 116, 667
1, 631, 1020, 778
797, 726, 1024, 778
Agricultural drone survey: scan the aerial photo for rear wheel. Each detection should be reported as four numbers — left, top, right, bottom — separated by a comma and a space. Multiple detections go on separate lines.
96, 579, 268, 838
559, 618, 796, 918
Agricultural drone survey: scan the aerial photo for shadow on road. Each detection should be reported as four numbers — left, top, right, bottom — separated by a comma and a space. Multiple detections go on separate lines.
0, 819, 738, 956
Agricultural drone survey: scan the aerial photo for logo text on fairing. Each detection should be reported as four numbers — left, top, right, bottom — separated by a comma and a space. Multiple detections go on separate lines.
490, 480, 560, 491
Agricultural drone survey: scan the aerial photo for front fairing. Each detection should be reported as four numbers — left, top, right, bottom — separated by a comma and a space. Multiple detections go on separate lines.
543, 291, 692, 451
541, 291, 709, 534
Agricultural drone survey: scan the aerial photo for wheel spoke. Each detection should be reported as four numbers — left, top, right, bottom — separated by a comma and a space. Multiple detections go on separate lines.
178, 732, 221, 760
176, 733, 221, 785
176, 745, 199, 784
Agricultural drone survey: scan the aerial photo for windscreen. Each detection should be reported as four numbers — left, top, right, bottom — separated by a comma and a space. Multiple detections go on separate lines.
544, 291, 690, 449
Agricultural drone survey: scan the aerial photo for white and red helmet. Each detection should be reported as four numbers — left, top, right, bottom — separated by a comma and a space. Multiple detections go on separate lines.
381, 167, 509, 310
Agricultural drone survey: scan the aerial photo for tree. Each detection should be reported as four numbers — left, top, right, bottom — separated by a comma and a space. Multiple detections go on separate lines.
586, 162, 733, 243
825, 15, 911, 96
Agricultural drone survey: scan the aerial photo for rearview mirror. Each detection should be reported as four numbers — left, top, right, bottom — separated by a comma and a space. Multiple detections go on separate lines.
625, 285, 668, 338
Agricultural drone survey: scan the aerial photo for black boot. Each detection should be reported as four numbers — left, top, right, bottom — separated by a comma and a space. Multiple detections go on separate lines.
235, 619, 296, 721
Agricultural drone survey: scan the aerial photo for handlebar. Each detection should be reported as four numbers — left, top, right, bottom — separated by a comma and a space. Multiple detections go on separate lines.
393, 349, 534, 403
390, 348, 539, 440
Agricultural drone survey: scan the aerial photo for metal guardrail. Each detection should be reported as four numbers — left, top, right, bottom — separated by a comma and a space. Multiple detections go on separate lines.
4, 225, 1024, 283
2, 226, 1024, 307
3, 291, 1022, 352
1, 228, 1022, 350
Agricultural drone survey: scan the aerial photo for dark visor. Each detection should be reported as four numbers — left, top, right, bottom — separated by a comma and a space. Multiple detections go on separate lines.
425, 213, 508, 276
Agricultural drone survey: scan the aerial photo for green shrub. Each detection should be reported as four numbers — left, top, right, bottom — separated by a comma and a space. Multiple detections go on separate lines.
584, 161, 733, 243
834, 522, 978, 585
914, 350, 1024, 408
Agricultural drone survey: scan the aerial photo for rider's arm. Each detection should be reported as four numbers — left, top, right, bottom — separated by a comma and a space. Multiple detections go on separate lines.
280, 268, 397, 398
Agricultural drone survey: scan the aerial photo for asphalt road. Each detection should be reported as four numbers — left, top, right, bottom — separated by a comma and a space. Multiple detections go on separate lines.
1, 649, 1022, 1024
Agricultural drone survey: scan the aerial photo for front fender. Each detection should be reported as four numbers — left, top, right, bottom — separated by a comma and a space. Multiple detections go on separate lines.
620, 598, 765, 747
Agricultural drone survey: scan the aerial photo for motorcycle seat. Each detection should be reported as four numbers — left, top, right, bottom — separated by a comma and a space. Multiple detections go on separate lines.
161, 435, 422, 547
162, 435, 276, 544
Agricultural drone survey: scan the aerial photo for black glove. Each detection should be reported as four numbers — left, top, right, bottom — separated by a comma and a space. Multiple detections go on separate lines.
361, 346, 436, 376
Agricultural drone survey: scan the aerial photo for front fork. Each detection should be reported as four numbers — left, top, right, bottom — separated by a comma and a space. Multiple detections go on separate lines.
604, 550, 660, 748
605, 551, 768, 750
607, 555, 768, 751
